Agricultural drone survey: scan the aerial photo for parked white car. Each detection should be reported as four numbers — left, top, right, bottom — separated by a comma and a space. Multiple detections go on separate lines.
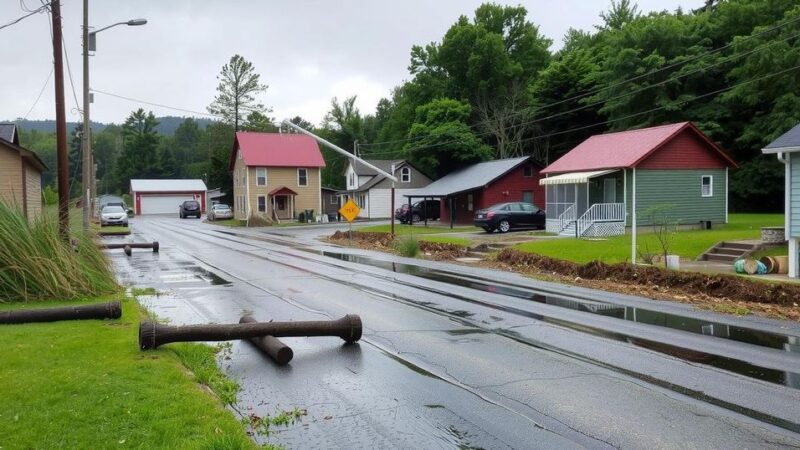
100, 205, 129, 227
208, 203, 233, 221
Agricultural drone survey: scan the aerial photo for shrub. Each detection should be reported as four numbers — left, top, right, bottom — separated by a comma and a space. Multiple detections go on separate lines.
0, 202, 117, 302
394, 235, 419, 257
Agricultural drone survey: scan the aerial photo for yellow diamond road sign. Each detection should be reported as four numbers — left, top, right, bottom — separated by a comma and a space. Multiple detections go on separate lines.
339, 199, 361, 222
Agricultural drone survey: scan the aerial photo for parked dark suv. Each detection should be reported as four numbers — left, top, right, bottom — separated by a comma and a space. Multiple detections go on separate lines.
179, 200, 201, 219
395, 200, 441, 224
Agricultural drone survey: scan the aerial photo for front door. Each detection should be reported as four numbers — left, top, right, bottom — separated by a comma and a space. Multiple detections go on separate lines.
603, 178, 616, 203
275, 195, 288, 218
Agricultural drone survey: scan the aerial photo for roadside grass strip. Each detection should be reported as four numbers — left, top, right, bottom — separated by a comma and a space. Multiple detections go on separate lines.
96, 225, 131, 236
418, 235, 472, 246
357, 224, 480, 235
0, 298, 256, 449
514, 214, 784, 264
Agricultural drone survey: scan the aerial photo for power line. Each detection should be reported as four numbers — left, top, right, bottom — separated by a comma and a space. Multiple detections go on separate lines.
361, 12, 800, 149
398, 62, 800, 155
61, 33, 82, 118
22, 67, 54, 120
91, 88, 225, 119
0, 2, 49, 31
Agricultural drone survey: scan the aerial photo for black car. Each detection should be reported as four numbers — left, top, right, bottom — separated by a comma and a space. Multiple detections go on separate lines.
395, 200, 441, 224
474, 202, 545, 233
179, 200, 201, 219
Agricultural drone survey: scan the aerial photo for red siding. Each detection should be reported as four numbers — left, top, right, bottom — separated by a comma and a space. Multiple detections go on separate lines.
637, 129, 728, 169
440, 162, 545, 224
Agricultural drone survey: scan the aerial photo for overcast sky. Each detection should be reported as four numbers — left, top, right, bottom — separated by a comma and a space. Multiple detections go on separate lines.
1, 0, 703, 126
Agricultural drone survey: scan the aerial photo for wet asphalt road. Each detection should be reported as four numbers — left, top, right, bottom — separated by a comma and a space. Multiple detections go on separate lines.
106, 216, 800, 449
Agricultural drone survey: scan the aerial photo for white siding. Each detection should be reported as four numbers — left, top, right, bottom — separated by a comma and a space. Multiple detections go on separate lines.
791, 153, 800, 237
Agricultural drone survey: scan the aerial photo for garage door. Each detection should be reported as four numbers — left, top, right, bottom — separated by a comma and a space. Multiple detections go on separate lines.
140, 195, 196, 215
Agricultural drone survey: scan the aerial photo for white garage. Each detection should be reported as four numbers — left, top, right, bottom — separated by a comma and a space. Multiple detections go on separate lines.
130, 179, 207, 215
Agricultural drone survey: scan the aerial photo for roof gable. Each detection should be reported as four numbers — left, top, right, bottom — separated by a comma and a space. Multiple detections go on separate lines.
0, 123, 18, 145
0, 128, 47, 172
541, 122, 736, 174
231, 132, 326, 170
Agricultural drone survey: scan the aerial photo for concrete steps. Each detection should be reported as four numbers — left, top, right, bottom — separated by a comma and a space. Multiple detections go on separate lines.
699, 241, 760, 263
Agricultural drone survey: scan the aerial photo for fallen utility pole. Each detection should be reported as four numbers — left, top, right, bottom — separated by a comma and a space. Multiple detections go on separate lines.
51, 0, 70, 239
139, 314, 362, 350
240, 315, 293, 365
0, 301, 122, 325
101, 241, 159, 252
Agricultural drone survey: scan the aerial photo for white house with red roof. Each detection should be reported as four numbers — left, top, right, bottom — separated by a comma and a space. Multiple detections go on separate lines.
230, 132, 326, 221
540, 122, 737, 237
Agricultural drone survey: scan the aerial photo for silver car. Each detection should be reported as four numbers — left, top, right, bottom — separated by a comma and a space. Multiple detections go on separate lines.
208, 203, 233, 221
100, 205, 129, 227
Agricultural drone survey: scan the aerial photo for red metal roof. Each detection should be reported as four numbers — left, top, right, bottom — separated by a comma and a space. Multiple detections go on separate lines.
268, 186, 298, 196
231, 132, 326, 169
541, 122, 736, 174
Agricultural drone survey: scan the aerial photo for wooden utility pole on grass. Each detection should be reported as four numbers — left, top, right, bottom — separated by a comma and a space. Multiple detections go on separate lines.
51, 0, 70, 238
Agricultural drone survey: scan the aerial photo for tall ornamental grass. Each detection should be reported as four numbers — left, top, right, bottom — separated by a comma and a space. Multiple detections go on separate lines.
0, 202, 117, 302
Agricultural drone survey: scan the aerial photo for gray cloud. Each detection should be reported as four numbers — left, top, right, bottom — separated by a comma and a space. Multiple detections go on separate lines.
1, 0, 703, 126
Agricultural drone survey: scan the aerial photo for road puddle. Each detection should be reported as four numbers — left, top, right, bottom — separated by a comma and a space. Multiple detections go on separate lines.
321, 251, 800, 389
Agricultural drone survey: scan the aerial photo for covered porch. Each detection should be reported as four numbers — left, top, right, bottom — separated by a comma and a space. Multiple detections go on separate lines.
541, 169, 626, 237
268, 186, 297, 221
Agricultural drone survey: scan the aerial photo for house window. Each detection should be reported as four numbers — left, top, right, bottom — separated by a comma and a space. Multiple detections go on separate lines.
523, 166, 533, 177
256, 168, 266, 186
522, 191, 534, 204
298, 168, 308, 186
330, 194, 337, 204
701, 175, 713, 197
400, 167, 411, 183
357, 194, 366, 208
257, 195, 266, 212
467, 193, 474, 211
349, 172, 355, 188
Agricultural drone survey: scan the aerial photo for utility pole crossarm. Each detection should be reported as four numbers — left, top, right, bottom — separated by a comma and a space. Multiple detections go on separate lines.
281, 120, 398, 183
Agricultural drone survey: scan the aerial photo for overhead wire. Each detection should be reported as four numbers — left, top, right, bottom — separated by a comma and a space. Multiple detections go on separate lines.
22, 67, 54, 120
0, 1, 49, 31
359, 12, 800, 149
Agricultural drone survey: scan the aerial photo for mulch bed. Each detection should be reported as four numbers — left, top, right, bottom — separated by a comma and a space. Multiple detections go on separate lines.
328, 230, 467, 260
496, 249, 799, 306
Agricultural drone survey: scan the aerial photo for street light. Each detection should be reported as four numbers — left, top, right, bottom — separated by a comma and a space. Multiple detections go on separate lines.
81, 5, 147, 232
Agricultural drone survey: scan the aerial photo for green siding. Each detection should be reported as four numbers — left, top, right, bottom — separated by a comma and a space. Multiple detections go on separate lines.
625, 169, 727, 226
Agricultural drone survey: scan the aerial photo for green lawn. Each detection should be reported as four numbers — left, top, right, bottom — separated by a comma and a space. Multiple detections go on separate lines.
357, 224, 481, 235
97, 225, 131, 235
207, 218, 245, 227
0, 297, 255, 449
514, 214, 784, 264
752, 244, 788, 259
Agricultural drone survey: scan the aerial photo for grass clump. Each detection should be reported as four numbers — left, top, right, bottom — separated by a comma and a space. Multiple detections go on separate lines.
394, 235, 420, 257
358, 224, 480, 235
0, 201, 117, 302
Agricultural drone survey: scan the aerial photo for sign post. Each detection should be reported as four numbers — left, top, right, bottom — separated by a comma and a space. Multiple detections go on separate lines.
338, 199, 361, 246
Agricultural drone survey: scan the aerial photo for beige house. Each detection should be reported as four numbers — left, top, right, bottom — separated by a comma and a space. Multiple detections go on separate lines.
230, 132, 325, 221
0, 124, 46, 220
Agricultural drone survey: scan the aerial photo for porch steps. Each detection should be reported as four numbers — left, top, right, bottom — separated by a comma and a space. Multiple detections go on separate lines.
699, 241, 760, 263
465, 242, 514, 259
559, 223, 577, 237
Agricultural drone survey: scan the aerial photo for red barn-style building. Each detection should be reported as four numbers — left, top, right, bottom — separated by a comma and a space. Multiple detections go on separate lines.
406, 156, 544, 226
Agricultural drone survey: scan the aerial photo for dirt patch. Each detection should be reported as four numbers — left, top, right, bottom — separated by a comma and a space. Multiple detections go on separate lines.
326, 231, 800, 321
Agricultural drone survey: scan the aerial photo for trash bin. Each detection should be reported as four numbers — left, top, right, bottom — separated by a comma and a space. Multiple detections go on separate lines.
298, 211, 305, 222
304, 209, 314, 223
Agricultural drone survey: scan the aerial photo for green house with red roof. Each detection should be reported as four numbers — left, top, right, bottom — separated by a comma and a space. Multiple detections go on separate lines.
540, 122, 738, 237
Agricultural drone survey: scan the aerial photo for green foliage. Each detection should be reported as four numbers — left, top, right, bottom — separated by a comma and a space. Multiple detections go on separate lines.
207, 54, 270, 131
41, 185, 58, 205
0, 202, 117, 301
404, 98, 491, 178
394, 235, 420, 257
114, 109, 161, 191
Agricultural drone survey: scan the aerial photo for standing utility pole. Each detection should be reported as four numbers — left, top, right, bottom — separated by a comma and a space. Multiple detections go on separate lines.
81, 0, 91, 232
51, 0, 70, 238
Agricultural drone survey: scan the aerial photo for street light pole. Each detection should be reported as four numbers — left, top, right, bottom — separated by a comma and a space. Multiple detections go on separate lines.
81, 0, 90, 232
81, 11, 147, 231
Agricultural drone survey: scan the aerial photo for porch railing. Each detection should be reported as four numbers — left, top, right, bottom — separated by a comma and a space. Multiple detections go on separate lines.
576, 203, 625, 236
558, 204, 575, 233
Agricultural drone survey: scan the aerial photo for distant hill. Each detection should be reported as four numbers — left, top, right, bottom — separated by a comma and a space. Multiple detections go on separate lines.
8, 116, 216, 136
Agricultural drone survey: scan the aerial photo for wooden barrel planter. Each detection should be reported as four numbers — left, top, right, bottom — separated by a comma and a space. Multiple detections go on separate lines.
774, 256, 789, 275
759, 256, 778, 274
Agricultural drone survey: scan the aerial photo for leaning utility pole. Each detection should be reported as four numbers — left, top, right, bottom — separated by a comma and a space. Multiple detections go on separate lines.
51, 0, 70, 238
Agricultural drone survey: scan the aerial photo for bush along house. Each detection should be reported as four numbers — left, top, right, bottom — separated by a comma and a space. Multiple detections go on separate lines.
762, 123, 800, 278
540, 122, 738, 237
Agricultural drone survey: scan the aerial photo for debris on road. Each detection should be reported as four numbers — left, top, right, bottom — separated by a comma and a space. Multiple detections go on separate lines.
239, 315, 294, 365
0, 300, 122, 324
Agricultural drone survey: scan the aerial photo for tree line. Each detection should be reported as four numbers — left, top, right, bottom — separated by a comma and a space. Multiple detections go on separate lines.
18, 0, 800, 211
